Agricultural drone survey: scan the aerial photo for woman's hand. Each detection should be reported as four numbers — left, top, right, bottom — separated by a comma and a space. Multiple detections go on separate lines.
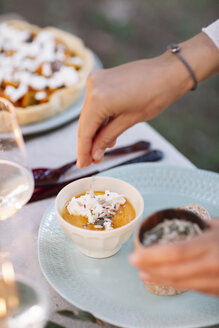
129, 218, 219, 297
77, 54, 190, 168
77, 32, 219, 168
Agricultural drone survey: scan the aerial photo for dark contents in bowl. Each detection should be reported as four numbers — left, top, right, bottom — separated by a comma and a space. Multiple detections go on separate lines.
142, 218, 202, 246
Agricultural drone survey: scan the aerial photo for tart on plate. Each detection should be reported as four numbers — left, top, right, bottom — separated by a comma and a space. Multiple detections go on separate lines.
0, 20, 94, 125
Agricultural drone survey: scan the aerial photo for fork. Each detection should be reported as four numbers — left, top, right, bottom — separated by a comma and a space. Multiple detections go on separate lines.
32, 140, 150, 186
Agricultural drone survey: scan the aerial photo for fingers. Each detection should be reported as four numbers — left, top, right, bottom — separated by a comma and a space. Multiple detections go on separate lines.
92, 113, 138, 163
91, 138, 117, 163
139, 271, 151, 281
131, 228, 219, 296
139, 270, 219, 296
108, 140, 117, 148
139, 253, 219, 282
210, 217, 219, 227
77, 93, 107, 168
151, 275, 219, 296
130, 234, 209, 269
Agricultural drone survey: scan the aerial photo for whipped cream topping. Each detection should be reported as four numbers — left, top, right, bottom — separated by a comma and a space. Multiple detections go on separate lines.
5, 83, 28, 102
35, 91, 47, 100
67, 190, 126, 230
68, 56, 83, 66
0, 23, 83, 105
48, 66, 78, 89
42, 63, 52, 77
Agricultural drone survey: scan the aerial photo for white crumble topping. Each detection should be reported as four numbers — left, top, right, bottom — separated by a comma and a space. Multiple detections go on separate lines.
94, 225, 104, 229
4, 83, 28, 102
42, 62, 52, 77
35, 91, 47, 100
68, 56, 83, 67
142, 219, 202, 246
103, 220, 113, 231
67, 190, 126, 230
29, 74, 48, 90
48, 66, 79, 89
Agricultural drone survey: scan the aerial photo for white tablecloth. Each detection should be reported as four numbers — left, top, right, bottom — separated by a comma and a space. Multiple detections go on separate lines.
14, 121, 195, 328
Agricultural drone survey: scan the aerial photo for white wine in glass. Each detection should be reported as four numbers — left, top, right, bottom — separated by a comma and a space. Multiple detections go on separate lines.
0, 98, 47, 327
0, 98, 34, 220
0, 265, 47, 328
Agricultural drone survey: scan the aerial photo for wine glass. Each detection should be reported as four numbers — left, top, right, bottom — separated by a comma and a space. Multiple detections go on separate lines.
0, 97, 34, 220
0, 98, 47, 327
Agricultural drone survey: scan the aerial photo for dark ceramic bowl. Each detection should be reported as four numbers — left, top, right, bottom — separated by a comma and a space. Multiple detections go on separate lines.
135, 208, 210, 296
138, 208, 209, 245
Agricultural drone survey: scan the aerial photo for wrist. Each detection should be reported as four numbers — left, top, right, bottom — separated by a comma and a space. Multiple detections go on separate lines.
179, 32, 219, 82
158, 50, 193, 98
167, 43, 198, 90
160, 32, 219, 98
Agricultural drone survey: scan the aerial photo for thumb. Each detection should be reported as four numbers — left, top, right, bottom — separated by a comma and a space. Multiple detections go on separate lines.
92, 113, 136, 163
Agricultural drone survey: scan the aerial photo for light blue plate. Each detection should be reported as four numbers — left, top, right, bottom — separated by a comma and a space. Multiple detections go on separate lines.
21, 53, 103, 136
38, 164, 219, 328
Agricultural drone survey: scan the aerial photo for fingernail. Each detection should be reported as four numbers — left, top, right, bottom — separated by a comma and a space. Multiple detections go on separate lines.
93, 149, 104, 162
139, 271, 151, 281
76, 160, 82, 168
129, 253, 138, 265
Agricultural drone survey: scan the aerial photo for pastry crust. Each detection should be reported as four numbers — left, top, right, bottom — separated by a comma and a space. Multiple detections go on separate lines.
179, 204, 211, 221
1, 20, 94, 125
134, 235, 184, 296
134, 208, 209, 296
144, 282, 183, 296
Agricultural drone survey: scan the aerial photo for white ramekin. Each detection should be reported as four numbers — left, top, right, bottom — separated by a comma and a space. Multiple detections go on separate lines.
55, 176, 144, 258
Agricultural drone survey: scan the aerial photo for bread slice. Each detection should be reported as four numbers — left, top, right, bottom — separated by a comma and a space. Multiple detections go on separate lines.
134, 234, 184, 296
137, 205, 210, 296
144, 282, 183, 296
179, 204, 211, 221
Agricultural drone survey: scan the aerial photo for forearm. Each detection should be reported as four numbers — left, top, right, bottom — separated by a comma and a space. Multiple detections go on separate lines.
161, 32, 219, 96
182, 32, 219, 81
77, 29, 219, 167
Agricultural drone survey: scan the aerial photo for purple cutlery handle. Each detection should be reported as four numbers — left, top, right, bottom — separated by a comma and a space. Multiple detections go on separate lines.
33, 140, 151, 186
29, 149, 163, 203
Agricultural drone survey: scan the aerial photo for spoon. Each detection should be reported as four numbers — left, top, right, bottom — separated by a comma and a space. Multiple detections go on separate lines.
30, 149, 163, 203
32, 140, 150, 186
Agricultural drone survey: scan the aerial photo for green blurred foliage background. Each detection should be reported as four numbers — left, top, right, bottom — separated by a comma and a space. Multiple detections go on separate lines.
0, 0, 218, 171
